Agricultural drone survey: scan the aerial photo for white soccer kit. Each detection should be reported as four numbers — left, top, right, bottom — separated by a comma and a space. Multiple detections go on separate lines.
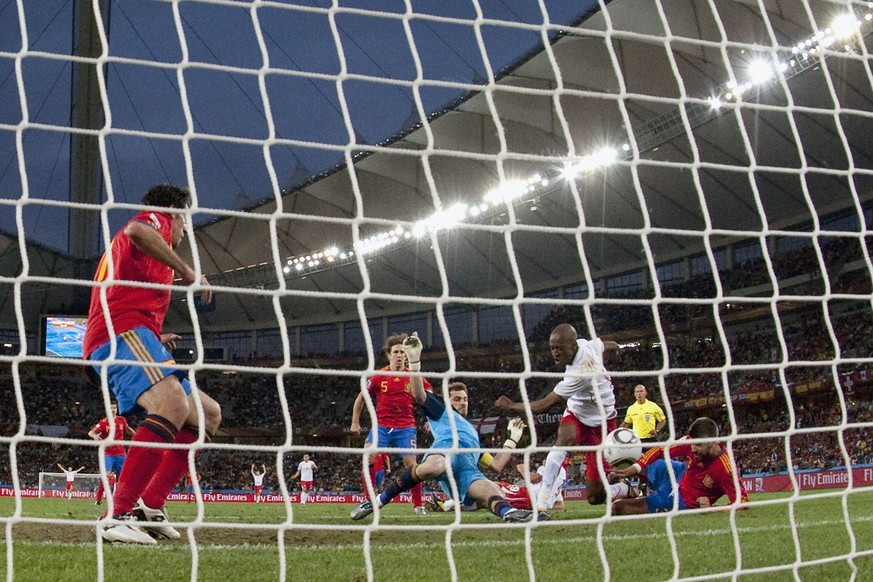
552, 338, 616, 426
297, 461, 315, 481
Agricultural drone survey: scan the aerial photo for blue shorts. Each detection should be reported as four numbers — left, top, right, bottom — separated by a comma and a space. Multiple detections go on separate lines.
89, 327, 191, 415
427, 451, 488, 502
103, 454, 126, 475
645, 458, 688, 513
365, 426, 417, 452
374, 469, 386, 488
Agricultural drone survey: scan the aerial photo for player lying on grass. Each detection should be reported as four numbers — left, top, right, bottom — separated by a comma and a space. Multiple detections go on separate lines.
434, 458, 568, 513
350, 333, 544, 523
611, 417, 748, 515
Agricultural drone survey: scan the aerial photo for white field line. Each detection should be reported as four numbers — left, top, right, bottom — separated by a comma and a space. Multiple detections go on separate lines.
11, 512, 873, 552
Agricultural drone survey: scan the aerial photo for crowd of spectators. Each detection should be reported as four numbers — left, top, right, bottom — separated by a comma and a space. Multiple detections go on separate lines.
1, 234, 872, 492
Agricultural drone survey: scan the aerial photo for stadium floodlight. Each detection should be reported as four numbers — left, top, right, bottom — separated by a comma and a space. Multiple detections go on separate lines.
830, 13, 860, 40
483, 180, 526, 205
240, 5, 873, 286
746, 59, 774, 85
561, 147, 617, 180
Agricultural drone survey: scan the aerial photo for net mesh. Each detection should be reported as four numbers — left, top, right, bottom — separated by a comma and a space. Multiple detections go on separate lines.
2, 0, 873, 580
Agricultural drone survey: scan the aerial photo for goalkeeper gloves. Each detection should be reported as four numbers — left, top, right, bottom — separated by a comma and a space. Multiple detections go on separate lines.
503, 417, 526, 449
402, 332, 423, 371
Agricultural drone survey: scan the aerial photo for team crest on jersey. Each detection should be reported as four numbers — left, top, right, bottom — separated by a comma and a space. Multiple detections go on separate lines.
148, 213, 161, 230
703, 475, 714, 488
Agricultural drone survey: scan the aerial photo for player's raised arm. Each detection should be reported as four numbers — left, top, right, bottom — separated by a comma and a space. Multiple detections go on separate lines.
401, 332, 425, 404
495, 391, 565, 415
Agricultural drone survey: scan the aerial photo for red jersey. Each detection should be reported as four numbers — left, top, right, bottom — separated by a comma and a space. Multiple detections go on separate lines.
107, 473, 117, 487
372, 452, 389, 472
366, 366, 432, 429
498, 482, 532, 510
91, 416, 130, 456
83, 211, 176, 358
638, 443, 749, 509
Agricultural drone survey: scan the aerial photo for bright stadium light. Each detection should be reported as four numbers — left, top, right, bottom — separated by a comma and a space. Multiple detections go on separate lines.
747, 59, 774, 85
831, 13, 861, 39
259, 8, 873, 283
484, 180, 526, 205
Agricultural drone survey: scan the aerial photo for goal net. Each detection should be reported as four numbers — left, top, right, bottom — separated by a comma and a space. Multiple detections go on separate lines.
3, 0, 873, 580
37, 472, 102, 499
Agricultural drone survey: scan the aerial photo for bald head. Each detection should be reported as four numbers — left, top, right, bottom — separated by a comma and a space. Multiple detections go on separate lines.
551, 323, 577, 343
549, 323, 579, 367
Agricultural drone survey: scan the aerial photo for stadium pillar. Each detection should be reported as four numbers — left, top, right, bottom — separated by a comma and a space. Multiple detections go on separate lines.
69, 0, 111, 275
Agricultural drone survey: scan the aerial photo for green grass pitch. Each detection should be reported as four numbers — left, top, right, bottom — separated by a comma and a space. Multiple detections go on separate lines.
3, 490, 873, 581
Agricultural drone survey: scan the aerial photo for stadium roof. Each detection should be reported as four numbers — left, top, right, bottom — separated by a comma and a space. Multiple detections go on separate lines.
2, 0, 872, 332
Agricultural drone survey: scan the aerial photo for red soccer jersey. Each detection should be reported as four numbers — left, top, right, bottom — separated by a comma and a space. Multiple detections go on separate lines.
83, 211, 176, 358
92, 416, 130, 456
638, 443, 749, 509
372, 452, 389, 472
498, 482, 532, 510
366, 366, 433, 429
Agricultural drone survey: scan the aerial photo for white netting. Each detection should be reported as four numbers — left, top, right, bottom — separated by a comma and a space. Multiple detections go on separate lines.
3, 0, 873, 580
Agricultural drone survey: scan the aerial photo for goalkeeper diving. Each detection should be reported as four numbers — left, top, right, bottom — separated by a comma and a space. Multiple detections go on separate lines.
432, 418, 569, 514
350, 332, 546, 523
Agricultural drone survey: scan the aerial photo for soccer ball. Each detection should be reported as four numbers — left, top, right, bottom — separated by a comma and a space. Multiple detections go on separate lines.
603, 428, 643, 469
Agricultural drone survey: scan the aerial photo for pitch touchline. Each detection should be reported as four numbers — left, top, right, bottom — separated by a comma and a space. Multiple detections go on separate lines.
14, 513, 873, 551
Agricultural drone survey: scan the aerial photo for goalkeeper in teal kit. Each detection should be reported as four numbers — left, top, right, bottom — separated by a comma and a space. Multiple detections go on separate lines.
350, 333, 542, 523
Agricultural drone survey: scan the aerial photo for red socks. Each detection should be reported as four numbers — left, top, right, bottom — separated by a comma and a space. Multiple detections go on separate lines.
140, 426, 200, 509
410, 482, 423, 508
111, 415, 177, 515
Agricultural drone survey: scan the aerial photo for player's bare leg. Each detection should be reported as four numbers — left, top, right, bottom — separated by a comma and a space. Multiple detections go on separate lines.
612, 497, 648, 515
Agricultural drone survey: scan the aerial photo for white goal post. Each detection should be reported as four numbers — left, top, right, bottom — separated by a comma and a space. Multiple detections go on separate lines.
37, 472, 103, 499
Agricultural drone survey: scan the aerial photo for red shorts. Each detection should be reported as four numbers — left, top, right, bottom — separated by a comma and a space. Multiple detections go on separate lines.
301, 481, 313, 492
498, 482, 532, 510
254, 486, 262, 495
560, 410, 617, 480
66, 482, 74, 491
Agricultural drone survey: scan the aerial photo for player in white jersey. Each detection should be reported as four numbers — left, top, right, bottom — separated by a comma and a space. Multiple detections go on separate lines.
291, 454, 317, 506
251, 464, 267, 503
496, 323, 633, 512
57, 464, 85, 499
523, 463, 567, 511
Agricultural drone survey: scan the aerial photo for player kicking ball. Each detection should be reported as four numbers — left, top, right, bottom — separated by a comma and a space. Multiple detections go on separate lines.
350, 333, 543, 524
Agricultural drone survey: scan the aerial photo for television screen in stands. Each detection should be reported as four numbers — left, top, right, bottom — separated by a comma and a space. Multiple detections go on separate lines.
42, 315, 88, 358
